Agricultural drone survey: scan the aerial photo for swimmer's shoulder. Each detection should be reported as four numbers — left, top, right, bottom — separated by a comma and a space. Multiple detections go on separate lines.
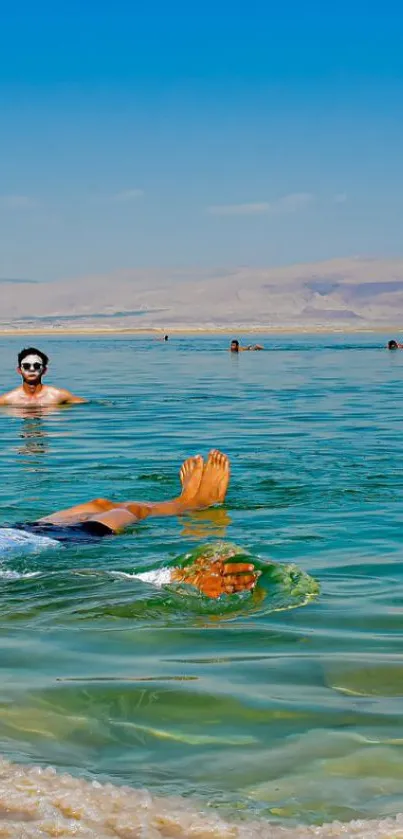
47, 386, 86, 405
0, 386, 24, 405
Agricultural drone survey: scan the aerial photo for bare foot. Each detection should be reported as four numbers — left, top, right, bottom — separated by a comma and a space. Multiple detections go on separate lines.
179, 454, 204, 502
192, 449, 230, 508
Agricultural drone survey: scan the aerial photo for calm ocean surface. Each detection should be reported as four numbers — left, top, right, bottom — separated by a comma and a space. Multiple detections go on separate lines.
0, 332, 403, 833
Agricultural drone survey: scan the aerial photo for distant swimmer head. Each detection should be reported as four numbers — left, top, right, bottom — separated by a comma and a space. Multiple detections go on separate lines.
230, 339, 239, 353
387, 340, 399, 350
17, 347, 49, 383
164, 335, 169, 341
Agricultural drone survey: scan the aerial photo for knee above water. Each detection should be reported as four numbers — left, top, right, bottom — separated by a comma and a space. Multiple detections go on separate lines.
91, 498, 113, 510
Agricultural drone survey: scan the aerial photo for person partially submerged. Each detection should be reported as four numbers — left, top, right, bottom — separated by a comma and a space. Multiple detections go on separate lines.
2, 449, 258, 598
387, 339, 403, 350
0, 348, 86, 407
230, 339, 264, 353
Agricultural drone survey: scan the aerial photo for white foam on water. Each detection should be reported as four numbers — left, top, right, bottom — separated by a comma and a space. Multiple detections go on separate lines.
0, 529, 59, 579
0, 757, 401, 837
0, 528, 59, 555
0, 569, 41, 580
110, 567, 172, 587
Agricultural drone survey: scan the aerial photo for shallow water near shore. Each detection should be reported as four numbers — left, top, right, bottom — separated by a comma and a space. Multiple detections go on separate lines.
0, 332, 403, 836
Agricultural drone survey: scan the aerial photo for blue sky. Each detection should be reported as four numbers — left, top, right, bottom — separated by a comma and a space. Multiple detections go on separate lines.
0, 0, 402, 280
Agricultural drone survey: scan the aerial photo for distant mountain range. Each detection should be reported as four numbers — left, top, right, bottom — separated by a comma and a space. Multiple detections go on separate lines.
2, 257, 403, 330
0, 278, 38, 284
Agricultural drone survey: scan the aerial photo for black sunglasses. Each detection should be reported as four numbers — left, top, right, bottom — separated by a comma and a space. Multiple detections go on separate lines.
21, 362, 44, 372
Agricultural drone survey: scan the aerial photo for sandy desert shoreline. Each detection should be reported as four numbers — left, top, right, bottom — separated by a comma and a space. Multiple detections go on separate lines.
3, 257, 403, 336
0, 325, 399, 336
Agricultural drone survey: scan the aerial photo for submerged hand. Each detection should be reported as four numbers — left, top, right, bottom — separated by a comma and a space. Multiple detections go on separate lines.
171, 557, 259, 599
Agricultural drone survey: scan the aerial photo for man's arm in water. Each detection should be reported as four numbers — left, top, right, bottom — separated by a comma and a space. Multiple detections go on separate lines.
237, 345, 264, 351
57, 389, 87, 404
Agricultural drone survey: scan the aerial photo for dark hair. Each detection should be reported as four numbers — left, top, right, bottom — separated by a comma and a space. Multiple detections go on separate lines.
231, 339, 239, 347
388, 340, 398, 350
18, 347, 49, 367
164, 335, 169, 341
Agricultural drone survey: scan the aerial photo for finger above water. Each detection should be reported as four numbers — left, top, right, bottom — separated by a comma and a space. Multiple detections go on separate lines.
222, 562, 255, 575
223, 573, 257, 587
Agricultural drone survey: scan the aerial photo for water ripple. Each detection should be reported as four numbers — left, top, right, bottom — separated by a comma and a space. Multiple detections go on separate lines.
0, 332, 402, 829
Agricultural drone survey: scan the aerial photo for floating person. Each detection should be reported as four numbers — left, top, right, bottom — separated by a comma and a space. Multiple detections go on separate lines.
0, 450, 258, 599
387, 339, 403, 350
230, 339, 264, 353
0, 348, 86, 407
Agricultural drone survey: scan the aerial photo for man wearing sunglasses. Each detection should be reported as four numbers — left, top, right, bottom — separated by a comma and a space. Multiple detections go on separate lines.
0, 347, 85, 407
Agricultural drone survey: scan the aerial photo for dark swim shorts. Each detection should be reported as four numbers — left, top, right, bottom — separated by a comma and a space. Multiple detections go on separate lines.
10, 520, 113, 546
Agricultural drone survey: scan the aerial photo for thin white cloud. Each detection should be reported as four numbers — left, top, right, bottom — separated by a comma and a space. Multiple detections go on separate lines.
208, 202, 270, 216
112, 189, 144, 202
0, 194, 37, 209
275, 192, 314, 212
208, 193, 314, 217
334, 192, 347, 203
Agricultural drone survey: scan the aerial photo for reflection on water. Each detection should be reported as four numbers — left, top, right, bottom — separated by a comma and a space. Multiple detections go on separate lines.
180, 507, 232, 539
17, 416, 48, 461
5, 405, 76, 470
4, 404, 67, 420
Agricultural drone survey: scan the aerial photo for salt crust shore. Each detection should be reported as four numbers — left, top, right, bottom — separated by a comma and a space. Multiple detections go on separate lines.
0, 759, 401, 838
0, 326, 399, 336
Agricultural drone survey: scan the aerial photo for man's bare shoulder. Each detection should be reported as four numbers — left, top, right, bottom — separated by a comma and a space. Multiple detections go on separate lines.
0, 385, 86, 406
48, 387, 86, 404
0, 387, 24, 405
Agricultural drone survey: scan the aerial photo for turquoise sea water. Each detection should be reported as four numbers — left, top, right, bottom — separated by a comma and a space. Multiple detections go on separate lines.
0, 333, 403, 830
